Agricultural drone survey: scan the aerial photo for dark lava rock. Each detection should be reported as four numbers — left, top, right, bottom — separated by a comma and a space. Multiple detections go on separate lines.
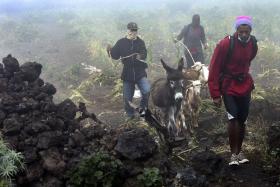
24, 121, 50, 135
2, 118, 23, 136
0, 78, 8, 92
0, 63, 3, 74
0, 109, 6, 124
40, 82, 56, 95
190, 150, 224, 177
39, 148, 66, 176
57, 99, 77, 120
114, 128, 158, 160
37, 131, 65, 149
267, 122, 280, 153
175, 167, 208, 187
23, 147, 39, 163
20, 61, 42, 82
2, 54, 20, 74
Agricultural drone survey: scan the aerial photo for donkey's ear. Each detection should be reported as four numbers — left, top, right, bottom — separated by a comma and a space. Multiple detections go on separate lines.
161, 59, 172, 72
177, 57, 184, 71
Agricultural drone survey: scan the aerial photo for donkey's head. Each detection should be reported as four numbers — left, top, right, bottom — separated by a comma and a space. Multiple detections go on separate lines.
161, 58, 184, 102
191, 62, 209, 84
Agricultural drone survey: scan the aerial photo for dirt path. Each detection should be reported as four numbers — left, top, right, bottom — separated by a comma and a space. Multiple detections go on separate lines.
86, 84, 126, 126
194, 115, 275, 187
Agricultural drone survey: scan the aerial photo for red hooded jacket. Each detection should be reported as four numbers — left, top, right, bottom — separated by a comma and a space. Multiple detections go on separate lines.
208, 33, 258, 99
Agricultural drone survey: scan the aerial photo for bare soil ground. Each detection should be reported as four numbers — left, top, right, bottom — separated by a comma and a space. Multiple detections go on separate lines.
195, 116, 275, 187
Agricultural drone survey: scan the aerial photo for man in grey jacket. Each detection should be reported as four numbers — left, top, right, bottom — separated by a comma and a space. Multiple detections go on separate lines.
107, 22, 150, 119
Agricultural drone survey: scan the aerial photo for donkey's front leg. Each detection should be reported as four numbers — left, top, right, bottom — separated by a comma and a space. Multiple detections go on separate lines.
193, 110, 199, 128
168, 106, 177, 137
176, 110, 184, 136
175, 102, 186, 136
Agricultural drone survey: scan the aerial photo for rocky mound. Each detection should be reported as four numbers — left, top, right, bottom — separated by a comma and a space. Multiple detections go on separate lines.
0, 55, 109, 186
0, 55, 164, 186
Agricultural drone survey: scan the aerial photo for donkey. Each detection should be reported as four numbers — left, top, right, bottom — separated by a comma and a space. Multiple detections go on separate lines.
190, 61, 209, 98
150, 58, 185, 137
176, 62, 208, 136
182, 68, 200, 80
184, 80, 202, 132
190, 61, 209, 84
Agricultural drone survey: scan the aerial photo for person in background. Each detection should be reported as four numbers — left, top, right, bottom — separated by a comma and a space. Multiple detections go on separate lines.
208, 16, 258, 166
107, 22, 150, 120
175, 14, 208, 68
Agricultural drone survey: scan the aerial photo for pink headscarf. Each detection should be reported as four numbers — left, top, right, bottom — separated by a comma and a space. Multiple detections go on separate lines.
235, 16, 252, 29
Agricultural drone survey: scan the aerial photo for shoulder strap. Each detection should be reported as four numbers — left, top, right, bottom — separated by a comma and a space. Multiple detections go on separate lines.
220, 35, 234, 75
226, 35, 235, 64
222, 35, 258, 75
226, 35, 258, 64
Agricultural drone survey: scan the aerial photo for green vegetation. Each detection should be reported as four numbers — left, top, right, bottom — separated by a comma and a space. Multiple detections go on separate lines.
110, 78, 123, 102
200, 98, 224, 114
252, 85, 280, 105
137, 167, 163, 187
67, 152, 123, 187
0, 138, 24, 186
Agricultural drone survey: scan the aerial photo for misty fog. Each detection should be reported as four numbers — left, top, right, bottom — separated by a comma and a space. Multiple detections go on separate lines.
0, 0, 280, 99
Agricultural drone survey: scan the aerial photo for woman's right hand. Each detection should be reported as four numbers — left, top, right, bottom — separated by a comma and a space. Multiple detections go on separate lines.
213, 97, 222, 108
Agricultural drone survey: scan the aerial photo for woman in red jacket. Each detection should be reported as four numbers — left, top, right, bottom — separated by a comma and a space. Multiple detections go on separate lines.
208, 16, 258, 166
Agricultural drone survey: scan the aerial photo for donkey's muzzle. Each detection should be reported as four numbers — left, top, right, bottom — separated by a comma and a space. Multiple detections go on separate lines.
175, 92, 183, 101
